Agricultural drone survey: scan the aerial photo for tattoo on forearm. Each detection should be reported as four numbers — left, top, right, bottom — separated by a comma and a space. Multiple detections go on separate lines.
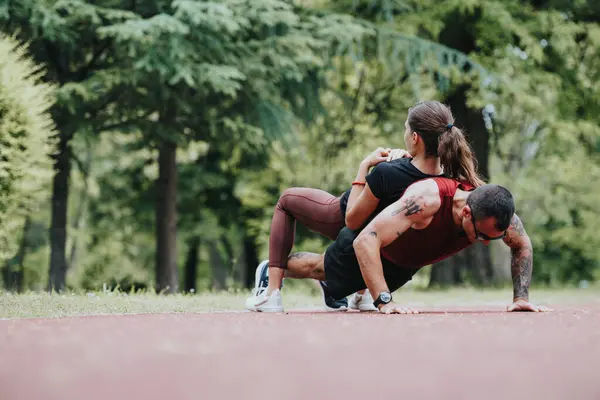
504, 214, 533, 299
391, 196, 423, 217
288, 252, 311, 260
511, 247, 532, 300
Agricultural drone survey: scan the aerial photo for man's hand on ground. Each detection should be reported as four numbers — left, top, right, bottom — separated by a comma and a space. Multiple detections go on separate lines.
378, 302, 419, 314
507, 298, 553, 312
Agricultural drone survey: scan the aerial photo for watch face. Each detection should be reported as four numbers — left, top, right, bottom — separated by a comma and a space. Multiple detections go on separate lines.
380, 292, 392, 302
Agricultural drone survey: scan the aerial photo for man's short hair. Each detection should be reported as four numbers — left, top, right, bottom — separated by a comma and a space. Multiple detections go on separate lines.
466, 184, 515, 231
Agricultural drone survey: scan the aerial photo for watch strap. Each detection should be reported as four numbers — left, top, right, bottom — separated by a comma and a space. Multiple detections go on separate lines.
373, 291, 392, 307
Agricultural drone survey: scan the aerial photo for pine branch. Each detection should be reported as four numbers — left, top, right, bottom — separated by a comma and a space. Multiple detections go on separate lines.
71, 153, 89, 177
349, 66, 366, 118
43, 39, 67, 83
77, 39, 113, 82
346, 65, 366, 142
97, 111, 155, 133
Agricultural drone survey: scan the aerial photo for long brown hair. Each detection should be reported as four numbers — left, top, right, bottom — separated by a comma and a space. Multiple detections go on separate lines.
407, 101, 485, 187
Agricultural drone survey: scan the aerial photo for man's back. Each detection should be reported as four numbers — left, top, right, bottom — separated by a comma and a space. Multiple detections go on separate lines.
380, 177, 473, 268
338, 177, 473, 270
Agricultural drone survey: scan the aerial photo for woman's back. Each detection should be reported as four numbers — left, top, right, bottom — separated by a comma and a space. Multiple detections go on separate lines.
339, 157, 443, 228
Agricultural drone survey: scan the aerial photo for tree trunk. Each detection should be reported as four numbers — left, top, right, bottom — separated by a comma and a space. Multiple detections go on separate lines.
428, 9, 497, 286
221, 236, 234, 267
447, 85, 490, 180
431, 85, 497, 285
2, 218, 31, 292
430, 84, 494, 286
69, 142, 92, 273
221, 235, 240, 283
242, 235, 259, 289
209, 241, 227, 291
47, 133, 72, 292
155, 140, 178, 294
68, 197, 86, 274
183, 237, 200, 293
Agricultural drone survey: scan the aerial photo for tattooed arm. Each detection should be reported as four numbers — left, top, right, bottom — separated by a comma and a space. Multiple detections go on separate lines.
352, 180, 440, 310
503, 214, 533, 301
502, 214, 549, 312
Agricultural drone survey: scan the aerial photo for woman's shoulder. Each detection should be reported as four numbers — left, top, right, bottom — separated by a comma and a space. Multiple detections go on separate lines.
371, 158, 412, 175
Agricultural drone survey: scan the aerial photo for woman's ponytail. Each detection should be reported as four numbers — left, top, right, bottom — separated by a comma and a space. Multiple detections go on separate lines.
407, 101, 486, 187
438, 125, 485, 187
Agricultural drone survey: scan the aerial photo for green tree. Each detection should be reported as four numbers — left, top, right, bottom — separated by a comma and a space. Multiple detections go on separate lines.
488, 0, 600, 284
98, 0, 412, 292
397, 0, 600, 286
309, 0, 498, 286
1, 0, 139, 291
0, 35, 55, 291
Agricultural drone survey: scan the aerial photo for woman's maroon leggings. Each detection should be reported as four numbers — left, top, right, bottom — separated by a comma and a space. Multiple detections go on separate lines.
269, 187, 345, 268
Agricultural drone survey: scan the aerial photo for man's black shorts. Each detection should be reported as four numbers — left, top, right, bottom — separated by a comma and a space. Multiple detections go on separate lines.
323, 227, 418, 300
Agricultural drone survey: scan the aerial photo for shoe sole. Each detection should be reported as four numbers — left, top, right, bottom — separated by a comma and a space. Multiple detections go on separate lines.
325, 305, 348, 312
245, 303, 284, 313
254, 306, 283, 313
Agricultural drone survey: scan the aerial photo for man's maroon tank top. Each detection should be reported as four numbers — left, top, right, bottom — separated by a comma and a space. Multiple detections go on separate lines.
380, 177, 474, 269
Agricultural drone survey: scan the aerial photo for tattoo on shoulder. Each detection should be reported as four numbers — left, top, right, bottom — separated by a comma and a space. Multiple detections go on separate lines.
504, 214, 527, 247
391, 195, 423, 217
510, 215, 526, 236
369, 231, 378, 238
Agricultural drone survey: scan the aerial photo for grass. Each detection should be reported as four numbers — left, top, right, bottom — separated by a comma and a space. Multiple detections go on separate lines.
1, 284, 599, 319
0, 289, 323, 319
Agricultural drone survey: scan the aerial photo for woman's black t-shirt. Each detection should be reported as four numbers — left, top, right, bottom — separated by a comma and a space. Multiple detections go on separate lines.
339, 158, 443, 227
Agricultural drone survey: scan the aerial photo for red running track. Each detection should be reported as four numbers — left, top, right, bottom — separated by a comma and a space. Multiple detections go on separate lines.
1, 307, 599, 400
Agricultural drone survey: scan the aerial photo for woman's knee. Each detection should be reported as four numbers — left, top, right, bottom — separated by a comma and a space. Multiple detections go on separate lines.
277, 188, 293, 205
276, 187, 301, 212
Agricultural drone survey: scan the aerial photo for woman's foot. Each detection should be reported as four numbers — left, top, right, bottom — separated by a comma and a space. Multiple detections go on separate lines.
244, 260, 284, 312
245, 288, 284, 312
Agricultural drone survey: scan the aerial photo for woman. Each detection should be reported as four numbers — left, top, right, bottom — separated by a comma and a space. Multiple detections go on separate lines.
246, 100, 485, 312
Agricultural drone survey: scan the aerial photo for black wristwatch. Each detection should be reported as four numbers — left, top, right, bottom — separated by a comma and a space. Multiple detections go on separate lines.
373, 291, 392, 308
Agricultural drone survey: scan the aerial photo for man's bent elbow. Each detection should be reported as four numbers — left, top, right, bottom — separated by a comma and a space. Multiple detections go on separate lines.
517, 234, 533, 252
353, 230, 378, 253
511, 238, 533, 258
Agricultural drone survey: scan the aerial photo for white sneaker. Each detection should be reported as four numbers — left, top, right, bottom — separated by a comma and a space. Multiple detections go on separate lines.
245, 288, 284, 313
349, 290, 377, 312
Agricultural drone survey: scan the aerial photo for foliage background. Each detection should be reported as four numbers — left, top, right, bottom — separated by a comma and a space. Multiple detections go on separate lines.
0, 0, 598, 293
